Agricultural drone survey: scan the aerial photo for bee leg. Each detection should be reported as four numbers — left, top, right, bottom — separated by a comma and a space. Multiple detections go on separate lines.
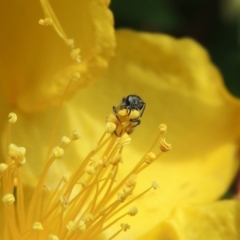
130, 118, 141, 127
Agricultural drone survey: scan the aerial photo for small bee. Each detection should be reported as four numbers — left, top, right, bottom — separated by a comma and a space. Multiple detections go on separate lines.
112, 94, 146, 135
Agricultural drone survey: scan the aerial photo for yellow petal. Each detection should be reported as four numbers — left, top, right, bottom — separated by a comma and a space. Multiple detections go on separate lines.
0, 0, 115, 112
139, 200, 240, 240
67, 29, 240, 238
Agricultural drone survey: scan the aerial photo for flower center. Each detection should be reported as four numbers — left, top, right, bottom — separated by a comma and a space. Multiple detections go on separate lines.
0, 109, 171, 239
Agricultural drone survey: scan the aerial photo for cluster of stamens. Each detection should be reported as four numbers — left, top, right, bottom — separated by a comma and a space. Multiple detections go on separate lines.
0, 110, 171, 240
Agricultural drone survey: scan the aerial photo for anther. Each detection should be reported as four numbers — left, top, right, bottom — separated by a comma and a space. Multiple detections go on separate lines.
144, 152, 156, 164
118, 133, 131, 147
106, 122, 117, 134
38, 18, 53, 26
71, 130, 81, 140
51, 146, 64, 159
82, 213, 95, 223
60, 195, 69, 209
91, 142, 98, 152
72, 71, 81, 82
84, 166, 96, 175
0, 163, 8, 173
79, 178, 87, 188
32, 222, 44, 230
8, 144, 26, 165
63, 174, 69, 183
8, 112, 17, 123
159, 138, 172, 152
128, 206, 138, 216
48, 234, 59, 240
66, 221, 77, 232
61, 136, 71, 146
70, 48, 81, 62
152, 181, 159, 190
77, 220, 86, 232
2, 193, 15, 204
121, 223, 131, 231
43, 183, 52, 193
110, 154, 122, 166
125, 174, 137, 188
158, 124, 167, 134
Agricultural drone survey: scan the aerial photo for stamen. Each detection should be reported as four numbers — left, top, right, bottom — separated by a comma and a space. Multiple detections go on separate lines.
144, 152, 156, 164
8, 144, 26, 166
0, 163, 8, 173
38, 17, 53, 26
160, 138, 172, 152
8, 112, 17, 123
2, 193, 15, 204
32, 222, 44, 231
77, 220, 86, 232
117, 133, 131, 147
66, 221, 77, 232
51, 146, 64, 159
48, 234, 59, 240
70, 48, 81, 63
128, 206, 138, 216
71, 130, 81, 140
158, 123, 167, 134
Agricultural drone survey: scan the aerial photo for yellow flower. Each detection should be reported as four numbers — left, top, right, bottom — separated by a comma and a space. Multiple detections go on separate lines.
1, 1, 240, 240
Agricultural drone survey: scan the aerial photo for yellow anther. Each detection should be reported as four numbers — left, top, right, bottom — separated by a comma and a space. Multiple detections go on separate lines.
118, 133, 131, 147
77, 220, 86, 232
38, 17, 53, 26
144, 152, 156, 164
152, 181, 159, 190
72, 71, 81, 81
70, 48, 81, 62
8, 144, 26, 165
106, 122, 117, 134
0, 163, 8, 173
71, 130, 81, 140
48, 234, 59, 240
82, 213, 95, 223
91, 142, 98, 152
110, 154, 122, 165
66, 221, 77, 232
2, 193, 15, 204
63, 174, 69, 183
128, 206, 138, 216
51, 146, 64, 159
159, 138, 172, 152
79, 178, 87, 188
60, 195, 69, 209
32, 222, 44, 231
121, 223, 131, 231
125, 174, 137, 187
43, 183, 52, 192
84, 166, 96, 175
8, 112, 17, 123
61, 136, 71, 145
158, 124, 167, 134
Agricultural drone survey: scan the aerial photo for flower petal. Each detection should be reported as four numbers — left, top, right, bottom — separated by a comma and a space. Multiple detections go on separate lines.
0, 0, 115, 112
138, 200, 240, 240
68, 29, 240, 238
